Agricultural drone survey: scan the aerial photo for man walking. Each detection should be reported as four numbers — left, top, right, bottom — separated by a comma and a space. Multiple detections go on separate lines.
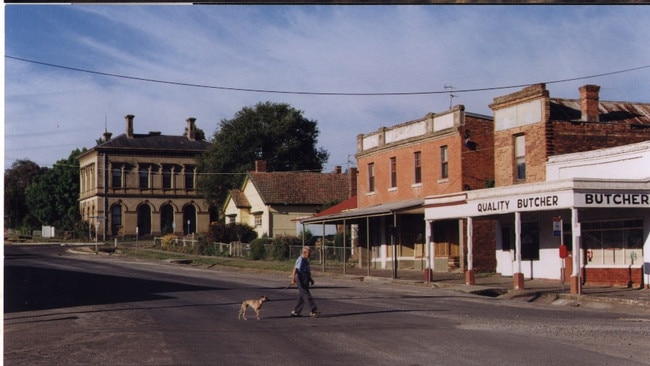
290, 246, 320, 318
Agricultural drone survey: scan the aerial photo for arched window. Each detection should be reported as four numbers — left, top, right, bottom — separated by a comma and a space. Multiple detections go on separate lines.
160, 204, 175, 235
183, 204, 196, 235
111, 205, 122, 237
137, 204, 152, 236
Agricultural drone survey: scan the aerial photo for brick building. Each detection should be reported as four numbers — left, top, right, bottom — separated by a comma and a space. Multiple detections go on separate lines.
78, 115, 212, 239
425, 84, 650, 291
303, 105, 495, 275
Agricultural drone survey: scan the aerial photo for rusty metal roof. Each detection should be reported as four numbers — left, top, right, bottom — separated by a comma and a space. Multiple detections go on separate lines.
550, 98, 650, 126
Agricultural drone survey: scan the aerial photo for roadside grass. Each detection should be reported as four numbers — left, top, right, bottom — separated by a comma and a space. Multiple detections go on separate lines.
119, 246, 295, 273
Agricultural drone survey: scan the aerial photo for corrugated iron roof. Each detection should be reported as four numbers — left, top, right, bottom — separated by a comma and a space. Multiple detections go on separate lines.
550, 99, 650, 126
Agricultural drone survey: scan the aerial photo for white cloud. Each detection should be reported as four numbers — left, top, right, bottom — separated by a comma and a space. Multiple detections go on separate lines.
5, 5, 650, 170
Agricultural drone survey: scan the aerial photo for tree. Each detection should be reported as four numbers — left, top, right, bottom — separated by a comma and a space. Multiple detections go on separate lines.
4, 159, 46, 230
25, 149, 83, 231
197, 101, 329, 210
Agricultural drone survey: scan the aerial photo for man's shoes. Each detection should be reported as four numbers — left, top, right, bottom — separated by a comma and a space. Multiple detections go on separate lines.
290, 311, 302, 317
310, 311, 320, 318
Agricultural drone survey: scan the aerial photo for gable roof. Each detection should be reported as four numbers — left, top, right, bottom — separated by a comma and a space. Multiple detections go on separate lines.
247, 171, 350, 206
228, 189, 251, 209
550, 99, 650, 126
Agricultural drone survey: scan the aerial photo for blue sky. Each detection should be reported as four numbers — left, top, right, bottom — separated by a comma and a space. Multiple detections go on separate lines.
4, 5, 650, 171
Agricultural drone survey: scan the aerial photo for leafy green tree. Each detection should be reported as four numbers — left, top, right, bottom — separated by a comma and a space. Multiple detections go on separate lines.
4, 159, 46, 230
25, 149, 83, 231
197, 101, 329, 210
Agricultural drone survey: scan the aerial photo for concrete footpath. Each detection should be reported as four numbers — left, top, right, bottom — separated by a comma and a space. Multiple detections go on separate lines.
331, 267, 650, 312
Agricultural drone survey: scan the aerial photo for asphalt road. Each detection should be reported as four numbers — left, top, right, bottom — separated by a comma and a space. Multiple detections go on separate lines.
5, 244, 650, 366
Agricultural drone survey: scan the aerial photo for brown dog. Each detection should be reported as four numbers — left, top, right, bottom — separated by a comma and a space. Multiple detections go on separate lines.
238, 295, 269, 320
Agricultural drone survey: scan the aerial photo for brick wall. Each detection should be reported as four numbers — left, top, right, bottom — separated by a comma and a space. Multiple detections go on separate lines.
494, 123, 548, 186
584, 267, 643, 288
461, 116, 495, 190
549, 121, 650, 157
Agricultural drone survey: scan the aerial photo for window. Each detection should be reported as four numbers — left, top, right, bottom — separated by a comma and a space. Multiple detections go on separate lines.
582, 219, 643, 265
228, 215, 236, 225
515, 134, 526, 181
185, 166, 195, 189
111, 205, 122, 237
162, 166, 173, 189
254, 213, 263, 227
389, 157, 397, 188
440, 146, 449, 179
139, 166, 149, 189
367, 163, 375, 192
414, 151, 422, 184
111, 166, 122, 188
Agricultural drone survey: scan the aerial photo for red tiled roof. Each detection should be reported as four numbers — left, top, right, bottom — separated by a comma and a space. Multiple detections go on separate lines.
228, 189, 251, 208
248, 171, 350, 205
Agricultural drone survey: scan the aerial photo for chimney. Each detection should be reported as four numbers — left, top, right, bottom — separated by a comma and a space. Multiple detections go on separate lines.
349, 167, 358, 198
186, 117, 196, 141
334, 165, 342, 174
579, 85, 600, 122
125, 114, 135, 138
255, 160, 267, 172
102, 130, 113, 142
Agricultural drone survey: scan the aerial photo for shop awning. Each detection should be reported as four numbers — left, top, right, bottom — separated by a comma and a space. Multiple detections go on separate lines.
300, 198, 424, 224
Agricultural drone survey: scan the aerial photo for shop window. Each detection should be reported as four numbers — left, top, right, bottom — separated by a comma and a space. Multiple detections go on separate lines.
520, 222, 540, 260
413, 151, 422, 184
582, 219, 643, 265
389, 157, 397, 188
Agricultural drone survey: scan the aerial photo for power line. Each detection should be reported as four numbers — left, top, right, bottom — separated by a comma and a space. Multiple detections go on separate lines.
7, 55, 650, 97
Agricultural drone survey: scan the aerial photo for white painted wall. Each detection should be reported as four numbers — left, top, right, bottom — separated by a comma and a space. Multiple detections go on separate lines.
546, 141, 650, 181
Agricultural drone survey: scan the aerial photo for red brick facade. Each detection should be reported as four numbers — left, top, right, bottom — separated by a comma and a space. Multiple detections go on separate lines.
584, 268, 643, 288
355, 106, 496, 272
490, 83, 650, 187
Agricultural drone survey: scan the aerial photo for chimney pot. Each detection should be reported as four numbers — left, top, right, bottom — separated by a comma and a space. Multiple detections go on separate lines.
579, 85, 600, 122
334, 166, 342, 174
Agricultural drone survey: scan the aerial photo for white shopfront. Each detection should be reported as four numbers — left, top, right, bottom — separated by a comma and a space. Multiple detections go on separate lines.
424, 142, 650, 293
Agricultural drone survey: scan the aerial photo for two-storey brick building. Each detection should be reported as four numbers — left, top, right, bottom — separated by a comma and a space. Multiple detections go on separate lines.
303, 105, 495, 276
425, 84, 650, 291
78, 115, 212, 239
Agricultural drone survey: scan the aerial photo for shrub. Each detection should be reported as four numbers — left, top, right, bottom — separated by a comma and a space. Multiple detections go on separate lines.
207, 222, 257, 244
270, 235, 302, 260
249, 241, 267, 260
